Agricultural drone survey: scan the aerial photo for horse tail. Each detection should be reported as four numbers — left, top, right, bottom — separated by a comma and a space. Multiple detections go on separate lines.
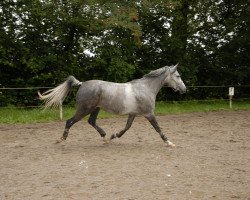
38, 76, 82, 108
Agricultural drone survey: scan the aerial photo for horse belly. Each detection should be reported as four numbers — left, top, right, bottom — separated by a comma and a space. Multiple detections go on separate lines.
98, 86, 125, 115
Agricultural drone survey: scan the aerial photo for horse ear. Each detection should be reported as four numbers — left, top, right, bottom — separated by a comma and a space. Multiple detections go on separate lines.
170, 64, 178, 74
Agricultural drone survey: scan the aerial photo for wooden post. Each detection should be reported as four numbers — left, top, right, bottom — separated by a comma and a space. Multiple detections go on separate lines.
229, 87, 234, 109
229, 96, 232, 109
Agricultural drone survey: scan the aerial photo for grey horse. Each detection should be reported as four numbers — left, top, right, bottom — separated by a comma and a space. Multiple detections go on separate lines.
38, 64, 186, 147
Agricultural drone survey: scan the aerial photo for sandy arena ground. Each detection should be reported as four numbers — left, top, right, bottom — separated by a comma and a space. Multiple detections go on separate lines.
0, 110, 249, 200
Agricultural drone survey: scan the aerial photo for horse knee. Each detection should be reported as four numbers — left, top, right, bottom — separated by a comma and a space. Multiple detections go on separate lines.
66, 114, 83, 129
66, 118, 74, 129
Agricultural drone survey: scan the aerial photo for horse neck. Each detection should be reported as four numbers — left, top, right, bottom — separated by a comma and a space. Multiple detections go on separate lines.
142, 72, 168, 96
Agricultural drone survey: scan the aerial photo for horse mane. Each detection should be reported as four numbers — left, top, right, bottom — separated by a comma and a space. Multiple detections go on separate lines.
143, 66, 167, 78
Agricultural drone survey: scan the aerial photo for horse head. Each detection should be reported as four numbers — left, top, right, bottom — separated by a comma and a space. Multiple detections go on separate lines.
164, 64, 186, 94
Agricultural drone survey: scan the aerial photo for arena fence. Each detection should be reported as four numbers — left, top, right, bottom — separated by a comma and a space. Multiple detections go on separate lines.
0, 85, 250, 120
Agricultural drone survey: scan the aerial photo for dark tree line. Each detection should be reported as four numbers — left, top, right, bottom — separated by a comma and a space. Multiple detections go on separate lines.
0, 0, 249, 106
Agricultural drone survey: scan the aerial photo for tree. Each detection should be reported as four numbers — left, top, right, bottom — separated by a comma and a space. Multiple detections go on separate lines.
0, 0, 249, 105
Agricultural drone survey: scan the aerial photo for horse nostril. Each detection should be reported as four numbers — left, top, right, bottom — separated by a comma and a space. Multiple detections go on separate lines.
184, 88, 187, 93
179, 87, 186, 94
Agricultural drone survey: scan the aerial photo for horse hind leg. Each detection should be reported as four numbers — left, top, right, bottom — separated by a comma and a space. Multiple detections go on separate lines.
88, 107, 107, 142
56, 110, 89, 143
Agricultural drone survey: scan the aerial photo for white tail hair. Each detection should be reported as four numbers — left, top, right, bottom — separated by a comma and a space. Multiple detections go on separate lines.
38, 76, 82, 108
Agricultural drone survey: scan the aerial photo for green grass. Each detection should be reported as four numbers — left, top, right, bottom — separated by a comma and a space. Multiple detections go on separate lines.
0, 99, 250, 124
155, 99, 250, 114
0, 106, 115, 124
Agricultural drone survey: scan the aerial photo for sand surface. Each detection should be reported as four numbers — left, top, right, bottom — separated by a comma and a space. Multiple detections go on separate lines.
0, 111, 249, 200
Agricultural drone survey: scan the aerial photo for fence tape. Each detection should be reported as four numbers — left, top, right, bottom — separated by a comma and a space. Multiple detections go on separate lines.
1, 85, 250, 90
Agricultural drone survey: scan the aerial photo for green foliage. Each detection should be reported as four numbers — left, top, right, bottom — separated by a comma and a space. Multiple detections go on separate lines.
0, 0, 249, 106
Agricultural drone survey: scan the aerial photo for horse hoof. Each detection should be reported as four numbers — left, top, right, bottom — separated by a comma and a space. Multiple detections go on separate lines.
166, 140, 175, 147
55, 137, 65, 144
103, 138, 110, 144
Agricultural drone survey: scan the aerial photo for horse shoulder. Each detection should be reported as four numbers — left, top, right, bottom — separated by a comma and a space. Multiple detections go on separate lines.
124, 83, 137, 104
130, 83, 156, 113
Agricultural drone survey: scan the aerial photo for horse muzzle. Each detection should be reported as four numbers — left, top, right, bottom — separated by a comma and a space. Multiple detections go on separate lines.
181, 87, 187, 94
177, 85, 187, 94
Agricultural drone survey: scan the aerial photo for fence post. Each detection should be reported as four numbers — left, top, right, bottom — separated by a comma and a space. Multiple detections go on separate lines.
59, 103, 63, 120
229, 87, 234, 109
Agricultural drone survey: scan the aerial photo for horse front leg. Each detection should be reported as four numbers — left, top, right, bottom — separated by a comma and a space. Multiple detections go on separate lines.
145, 114, 175, 147
110, 114, 136, 140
